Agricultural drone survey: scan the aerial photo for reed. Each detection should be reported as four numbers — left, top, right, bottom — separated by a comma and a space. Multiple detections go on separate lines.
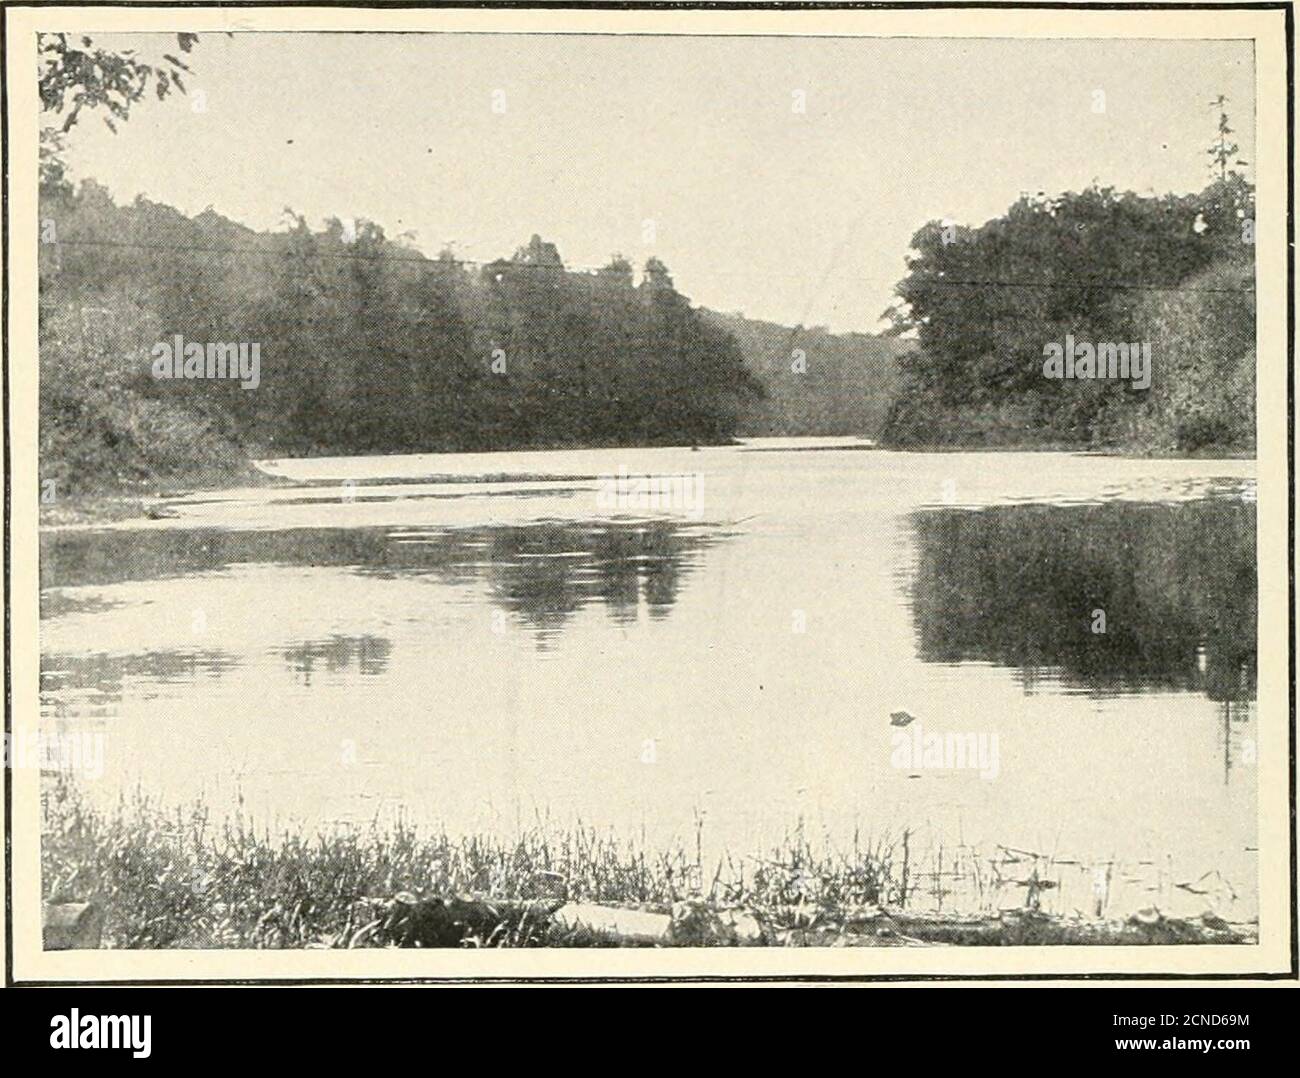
41, 777, 897, 948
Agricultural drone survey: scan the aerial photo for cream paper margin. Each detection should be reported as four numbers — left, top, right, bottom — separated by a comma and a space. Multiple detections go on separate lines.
1, 1, 1293, 985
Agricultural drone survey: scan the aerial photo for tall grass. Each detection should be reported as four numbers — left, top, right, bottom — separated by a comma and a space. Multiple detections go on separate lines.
42, 777, 898, 948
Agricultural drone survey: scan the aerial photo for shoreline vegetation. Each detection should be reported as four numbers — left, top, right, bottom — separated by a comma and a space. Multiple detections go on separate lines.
42, 780, 1253, 949
34, 42, 1259, 510
38, 434, 1257, 529
39, 156, 1255, 515
34, 37, 1258, 496
878, 174, 1256, 455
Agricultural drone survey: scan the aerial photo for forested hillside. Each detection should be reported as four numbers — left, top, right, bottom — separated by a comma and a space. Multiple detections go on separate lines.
880, 173, 1255, 453
699, 311, 910, 438
39, 179, 767, 493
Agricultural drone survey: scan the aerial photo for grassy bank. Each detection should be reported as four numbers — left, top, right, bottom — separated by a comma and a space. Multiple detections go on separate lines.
42, 780, 891, 948
42, 780, 1252, 948
38, 461, 282, 528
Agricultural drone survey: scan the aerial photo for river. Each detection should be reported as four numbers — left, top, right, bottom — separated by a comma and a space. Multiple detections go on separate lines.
39, 439, 1258, 920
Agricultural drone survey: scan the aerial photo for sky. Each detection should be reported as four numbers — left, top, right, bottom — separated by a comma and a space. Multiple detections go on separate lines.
55, 33, 1255, 332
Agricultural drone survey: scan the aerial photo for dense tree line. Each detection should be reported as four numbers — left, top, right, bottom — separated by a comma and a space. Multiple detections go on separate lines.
39, 177, 764, 491
881, 173, 1256, 452
701, 311, 912, 438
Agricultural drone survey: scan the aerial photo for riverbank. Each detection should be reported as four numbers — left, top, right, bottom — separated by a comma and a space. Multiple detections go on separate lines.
38, 464, 283, 528
875, 439, 1257, 459
39, 438, 1256, 529
41, 780, 1253, 949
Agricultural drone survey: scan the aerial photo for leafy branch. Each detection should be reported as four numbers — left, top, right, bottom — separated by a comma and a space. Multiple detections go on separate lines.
39, 32, 199, 133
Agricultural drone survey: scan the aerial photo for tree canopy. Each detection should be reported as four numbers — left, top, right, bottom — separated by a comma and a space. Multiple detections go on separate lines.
39, 181, 766, 490
881, 174, 1254, 452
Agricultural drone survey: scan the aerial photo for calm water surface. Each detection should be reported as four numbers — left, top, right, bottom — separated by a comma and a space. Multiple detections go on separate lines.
40, 440, 1258, 918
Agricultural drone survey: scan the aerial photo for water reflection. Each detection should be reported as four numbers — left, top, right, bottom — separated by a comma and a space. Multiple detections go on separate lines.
42, 519, 721, 642
482, 521, 694, 640
1218, 699, 1253, 785
906, 499, 1256, 700
279, 635, 393, 683
36, 455, 1260, 918
40, 649, 241, 715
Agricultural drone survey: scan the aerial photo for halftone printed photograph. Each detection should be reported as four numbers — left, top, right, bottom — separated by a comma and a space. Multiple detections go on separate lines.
3, 3, 1293, 989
